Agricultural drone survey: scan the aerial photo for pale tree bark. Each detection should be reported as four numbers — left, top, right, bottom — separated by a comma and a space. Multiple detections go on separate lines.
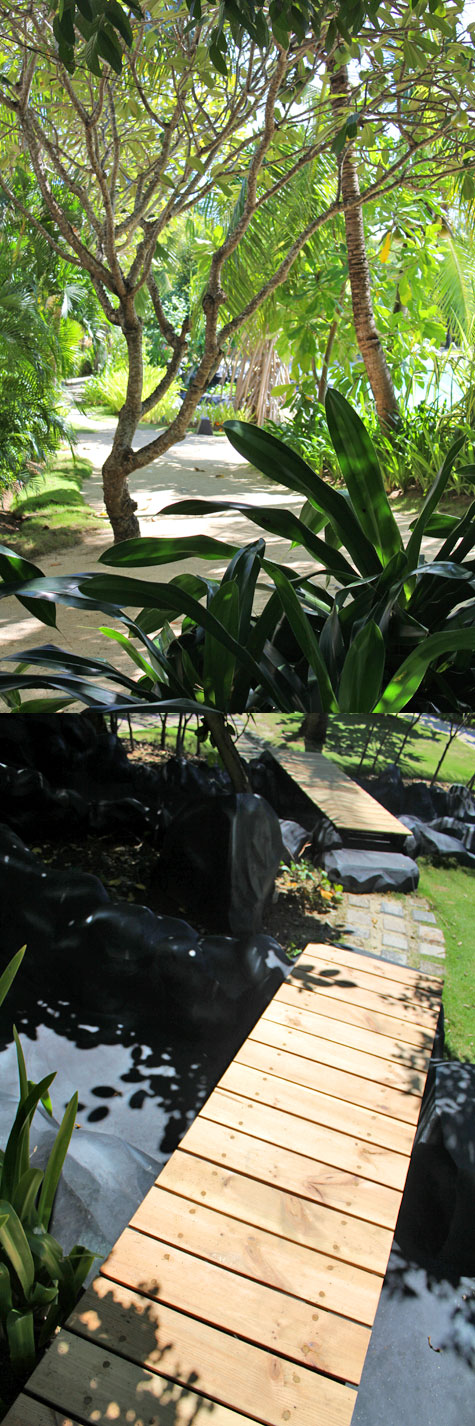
328, 61, 400, 428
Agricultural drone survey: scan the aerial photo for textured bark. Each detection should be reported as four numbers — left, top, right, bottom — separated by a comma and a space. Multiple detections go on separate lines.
204, 713, 251, 791
300, 713, 329, 750
328, 63, 400, 428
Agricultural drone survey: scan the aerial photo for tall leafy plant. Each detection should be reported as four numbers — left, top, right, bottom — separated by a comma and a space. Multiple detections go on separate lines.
0, 391, 474, 714
0, 949, 96, 1416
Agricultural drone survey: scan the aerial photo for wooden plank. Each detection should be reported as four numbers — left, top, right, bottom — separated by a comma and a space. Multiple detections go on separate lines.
179, 1116, 403, 1229
285, 958, 440, 1029
158, 1150, 394, 1275
277, 980, 435, 1050
220, 1059, 416, 1155
264, 997, 430, 1069
22, 1332, 267, 1426
2, 1400, 83, 1426
236, 1035, 423, 1124
250, 1015, 427, 1097
5, 943, 441, 1426
269, 748, 408, 839
202, 1086, 409, 1191
302, 941, 443, 992
131, 1183, 383, 1325
70, 1280, 357, 1426
103, 1226, 370, 1386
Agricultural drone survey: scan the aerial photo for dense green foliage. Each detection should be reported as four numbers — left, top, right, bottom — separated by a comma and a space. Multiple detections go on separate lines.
0, 950, 95, 1417
0, 392, 473, 716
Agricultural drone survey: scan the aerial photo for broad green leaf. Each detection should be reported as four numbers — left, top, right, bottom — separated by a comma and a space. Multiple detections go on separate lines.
221, 541, 263, 646
404, 436, 466, 571
99, 628, 159, 682
11, 1168, 43, 1225
0, 1260, 13, 1320
0, 949, 25, 1010
224, 421, 382, 576
160, 498, 356, 582
0, 546, 57, 629
6, 1308, 36, 1377
203, 582, 239, 708
338, 621, 386, 712
270, 567, 338, 712
325, 389, 402, 565
375, 629, 475, 711
0, 1203, 35, 1298
26, 1224, 63, 1280
99, 535, 238, 567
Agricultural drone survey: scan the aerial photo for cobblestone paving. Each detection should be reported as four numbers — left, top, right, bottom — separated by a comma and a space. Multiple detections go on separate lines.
329, 889, 445, 977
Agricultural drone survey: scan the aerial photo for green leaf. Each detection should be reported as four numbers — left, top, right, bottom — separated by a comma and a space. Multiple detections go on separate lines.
0, 1261, 13, 1322
6, 1308, 36, 1378
99, 535, 238, 567
0, 949, 25, 1010
0, 546, 57, 629
37, 1093, 78, 1230
0, 1203, 35, 1298
203, 582, 240, 708
11, 1168, 43, 1225
96, 22, 123, 71
325, 389, 402, 565
338, 621, 385, 712
12, 1027, 28, 1105
404, 436, 466, 570
375, 629, 475, 712
270, 567, 338, 712
160, 499, 356, 583
224, 421, 381, 576
26, 1224, 63, 1281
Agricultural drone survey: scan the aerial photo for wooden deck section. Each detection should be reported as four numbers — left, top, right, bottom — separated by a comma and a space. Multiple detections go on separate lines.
256, 746, 408, 843
7, 944, 442, 1426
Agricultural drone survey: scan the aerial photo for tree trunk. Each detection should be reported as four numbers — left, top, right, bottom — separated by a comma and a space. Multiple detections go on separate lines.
300, 713, 329, 750
101, 308, 144, 541
204, 712, 251, 791
328, 63, 400, 429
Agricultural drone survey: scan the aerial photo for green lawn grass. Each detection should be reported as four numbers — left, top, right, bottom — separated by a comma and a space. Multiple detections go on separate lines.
5, 451, 104, 558
250, 713, 474, 785
417, 862, 475, 1062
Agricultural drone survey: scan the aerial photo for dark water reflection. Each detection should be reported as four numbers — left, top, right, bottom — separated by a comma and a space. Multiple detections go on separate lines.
0, 965, 239, 1163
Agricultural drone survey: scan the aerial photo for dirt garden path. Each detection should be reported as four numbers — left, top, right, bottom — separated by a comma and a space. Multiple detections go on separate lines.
0, 413, 441, 678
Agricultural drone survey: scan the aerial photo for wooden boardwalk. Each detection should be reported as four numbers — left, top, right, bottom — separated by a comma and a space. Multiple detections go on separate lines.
246, 745, 408, 844
6, 943, 442, 1426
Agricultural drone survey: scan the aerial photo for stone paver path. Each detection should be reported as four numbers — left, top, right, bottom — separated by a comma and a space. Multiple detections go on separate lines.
334, 890, 445, 977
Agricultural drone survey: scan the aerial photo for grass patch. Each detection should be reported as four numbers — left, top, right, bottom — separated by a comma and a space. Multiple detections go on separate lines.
417, 861, 475, 1062
248, 714, 474, 785
1, 451, 104, 558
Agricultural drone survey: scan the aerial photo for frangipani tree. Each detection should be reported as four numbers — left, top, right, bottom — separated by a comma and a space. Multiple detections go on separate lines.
1, 0, 474, 542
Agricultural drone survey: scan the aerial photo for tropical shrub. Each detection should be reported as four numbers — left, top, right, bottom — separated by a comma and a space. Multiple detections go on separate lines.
0, 949, 96, 1417
0, 390, 474, 715
86, 360, 181, 424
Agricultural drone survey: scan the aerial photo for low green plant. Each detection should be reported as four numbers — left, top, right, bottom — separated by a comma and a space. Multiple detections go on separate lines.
0, 949, 96, 1417
197, 400, 254, 431
86, 360, 181, 424
279, 860, 343, 910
